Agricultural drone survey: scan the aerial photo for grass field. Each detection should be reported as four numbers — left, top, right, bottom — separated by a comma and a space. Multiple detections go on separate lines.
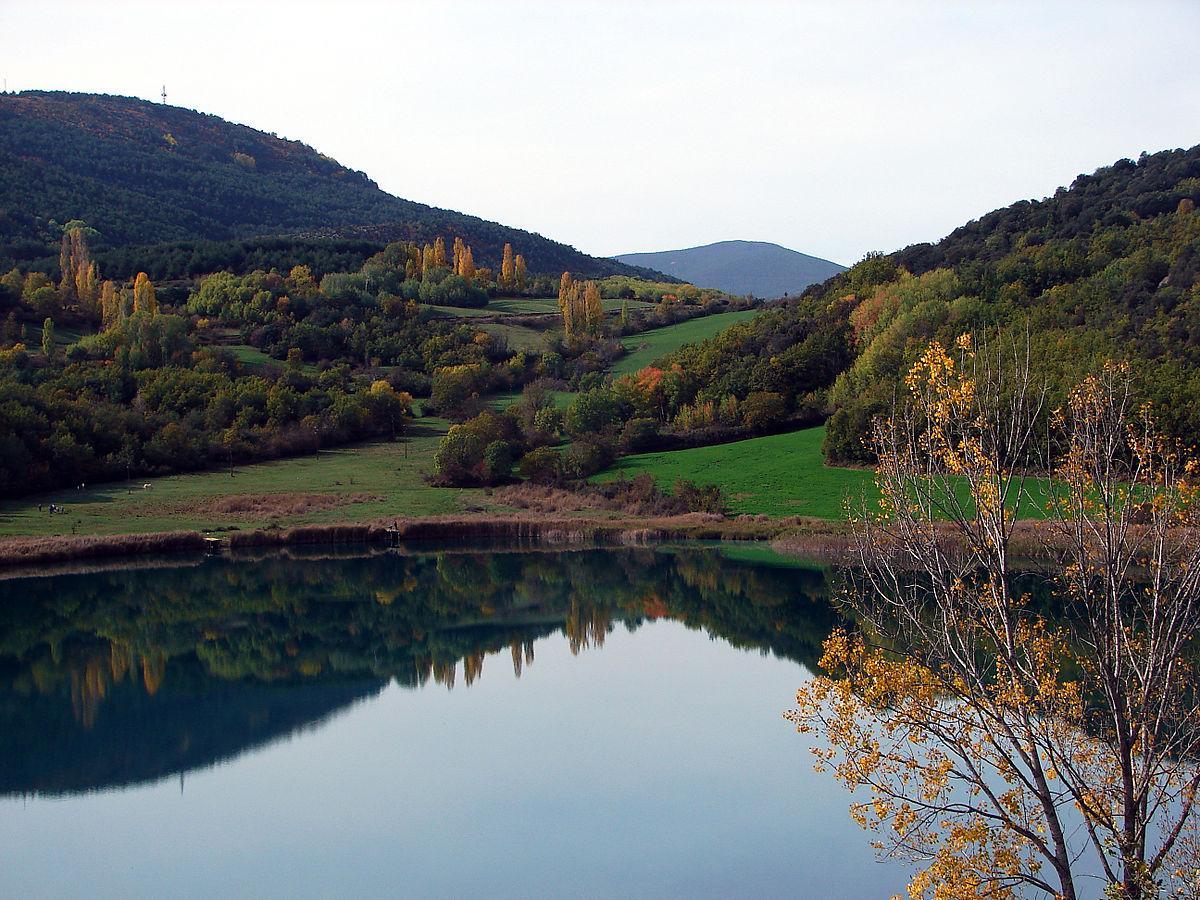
424, 304, 495, 318
612, 309, 762, 377
432, 297, 659, 317
597, 426, 874, 519
0, 418, 482, 538
486, 298, 559, 314
489, 388, 575, 411
480, 322, 547, 352
598, 425, 1055, 521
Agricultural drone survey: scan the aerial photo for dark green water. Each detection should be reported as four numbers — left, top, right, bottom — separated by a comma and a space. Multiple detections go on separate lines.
0, 544, 906, 897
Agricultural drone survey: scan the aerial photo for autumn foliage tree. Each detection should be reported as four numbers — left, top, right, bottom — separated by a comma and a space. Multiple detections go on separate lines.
789, 337, 1200, 900
500, 243, 516, 290
58, 222, 100, 319
557, 272, 605, 337
132, 272, 158, 315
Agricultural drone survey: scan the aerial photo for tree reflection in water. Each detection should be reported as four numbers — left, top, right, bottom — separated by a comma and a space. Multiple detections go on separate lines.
0, 545, 837, 796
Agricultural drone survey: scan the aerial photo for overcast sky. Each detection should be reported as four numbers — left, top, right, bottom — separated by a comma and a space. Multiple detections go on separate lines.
4, 0, 1198, 265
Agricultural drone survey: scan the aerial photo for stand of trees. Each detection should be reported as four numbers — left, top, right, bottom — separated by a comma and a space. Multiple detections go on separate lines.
790, 337, 1200, 899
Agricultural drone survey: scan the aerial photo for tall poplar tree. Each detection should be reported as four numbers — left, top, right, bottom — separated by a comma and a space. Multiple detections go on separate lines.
132, 272, 158, 315
500, 243, 516, 289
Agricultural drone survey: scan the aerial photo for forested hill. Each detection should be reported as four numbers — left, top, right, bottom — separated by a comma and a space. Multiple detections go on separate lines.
0, 91, 648, 277
615, 240, 846, 298
639, 145, 1200, 460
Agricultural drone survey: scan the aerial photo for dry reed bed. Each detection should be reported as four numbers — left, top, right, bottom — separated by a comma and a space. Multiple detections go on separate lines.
0, 531, 207, 569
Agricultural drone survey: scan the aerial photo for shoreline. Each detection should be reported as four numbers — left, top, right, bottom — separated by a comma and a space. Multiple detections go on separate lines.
0, 512, 858, 572
0, 510, 1113, 574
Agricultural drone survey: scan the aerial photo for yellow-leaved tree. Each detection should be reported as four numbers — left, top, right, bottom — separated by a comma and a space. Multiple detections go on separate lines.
500, 243, 516, 290
132, 272, 158, 315
789, 336, 1200, 900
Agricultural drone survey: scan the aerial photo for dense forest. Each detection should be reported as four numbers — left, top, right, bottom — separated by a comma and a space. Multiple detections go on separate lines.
585, 145, 1200, 462
0, 91, 663, 279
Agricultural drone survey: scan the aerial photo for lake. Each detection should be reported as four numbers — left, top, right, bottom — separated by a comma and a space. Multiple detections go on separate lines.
0, 545, 907, 898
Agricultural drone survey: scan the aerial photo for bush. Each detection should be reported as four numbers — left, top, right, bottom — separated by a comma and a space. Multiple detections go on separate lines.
564, 386, 622, 436
532, 405, 563, 438
741, 391, 786, 430
619, 417, 659, 452
672, 478, 727, 516
483, 440, 515, 481
517, 446, 561, 484
562, 437, 616, 479
433, 425, 485, 484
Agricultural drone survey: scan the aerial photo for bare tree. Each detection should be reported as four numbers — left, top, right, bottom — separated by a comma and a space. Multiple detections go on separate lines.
788, 337, 1200, 899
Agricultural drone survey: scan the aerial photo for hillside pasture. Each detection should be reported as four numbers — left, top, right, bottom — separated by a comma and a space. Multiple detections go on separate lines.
611, 308, 763, 377
595, 426, 871, 518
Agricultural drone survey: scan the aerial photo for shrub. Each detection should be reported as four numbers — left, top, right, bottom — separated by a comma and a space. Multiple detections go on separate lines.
483, 440, 515, 481
433, 425, 485, 484
672, 478, 727, 516
619, 417, 659, 452
741, 391, 786, 430
562, 437, 616, 479
517, 446, 561, 484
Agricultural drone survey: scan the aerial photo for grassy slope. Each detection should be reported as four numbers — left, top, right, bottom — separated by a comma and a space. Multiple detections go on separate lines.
597, 426, 873, 518
0, 418, 480, 537
612, 309, 761, 377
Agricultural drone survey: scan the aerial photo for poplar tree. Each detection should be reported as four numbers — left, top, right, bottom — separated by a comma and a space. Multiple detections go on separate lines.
433, 236, 447, 269
132, 272, 158, 315
422, 244, 436, 274
460, 247, 476, 282
100, 280, 119, 327
58, 224, 98, 315
41, 317, 54, 360
500, 243, 516, 289
583, 281, 604, 333
452, 237, 466, 274
514, 254, 527, 291
558, 272, 574, 318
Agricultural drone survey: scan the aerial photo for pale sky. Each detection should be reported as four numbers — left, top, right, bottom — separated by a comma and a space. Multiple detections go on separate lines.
3, 0, 1198, 266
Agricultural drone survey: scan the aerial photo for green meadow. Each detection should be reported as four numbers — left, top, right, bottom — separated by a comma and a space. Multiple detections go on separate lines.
597, 426, 873, 518
611, 309, 762, 376
0, 418, 480, 538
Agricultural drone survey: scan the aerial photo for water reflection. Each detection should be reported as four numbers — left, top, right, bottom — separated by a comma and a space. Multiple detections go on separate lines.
0, 545, 837, 797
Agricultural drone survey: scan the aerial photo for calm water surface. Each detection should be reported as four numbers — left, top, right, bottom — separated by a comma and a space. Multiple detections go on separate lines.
0, 545, 907, 898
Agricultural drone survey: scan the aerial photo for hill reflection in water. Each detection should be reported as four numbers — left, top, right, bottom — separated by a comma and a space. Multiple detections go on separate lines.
0, 545, 837, 796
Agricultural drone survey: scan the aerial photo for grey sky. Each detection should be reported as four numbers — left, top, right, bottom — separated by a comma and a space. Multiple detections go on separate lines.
3, 0, 1197, 265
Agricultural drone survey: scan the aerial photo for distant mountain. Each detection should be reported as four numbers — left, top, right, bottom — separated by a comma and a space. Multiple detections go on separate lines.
614, 240, 846, 297
0, 91, 655, 277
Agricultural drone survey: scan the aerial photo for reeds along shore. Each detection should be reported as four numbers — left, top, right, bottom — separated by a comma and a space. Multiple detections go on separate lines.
0, 531, 209, 568
0, 513, 854, 570
2, 515, 1161, 573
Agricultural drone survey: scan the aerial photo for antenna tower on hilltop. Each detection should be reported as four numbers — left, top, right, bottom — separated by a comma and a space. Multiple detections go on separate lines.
161, 85, 167, 104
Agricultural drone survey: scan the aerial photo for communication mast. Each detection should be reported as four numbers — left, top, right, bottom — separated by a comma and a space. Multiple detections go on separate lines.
161, 84, 167, 104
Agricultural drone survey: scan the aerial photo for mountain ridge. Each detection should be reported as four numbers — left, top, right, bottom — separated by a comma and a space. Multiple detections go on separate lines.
614, 239, 846, 298
0, 90, 656, 278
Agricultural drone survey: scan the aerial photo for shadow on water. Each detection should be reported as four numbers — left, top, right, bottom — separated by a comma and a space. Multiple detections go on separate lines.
0, 545, 838, 796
